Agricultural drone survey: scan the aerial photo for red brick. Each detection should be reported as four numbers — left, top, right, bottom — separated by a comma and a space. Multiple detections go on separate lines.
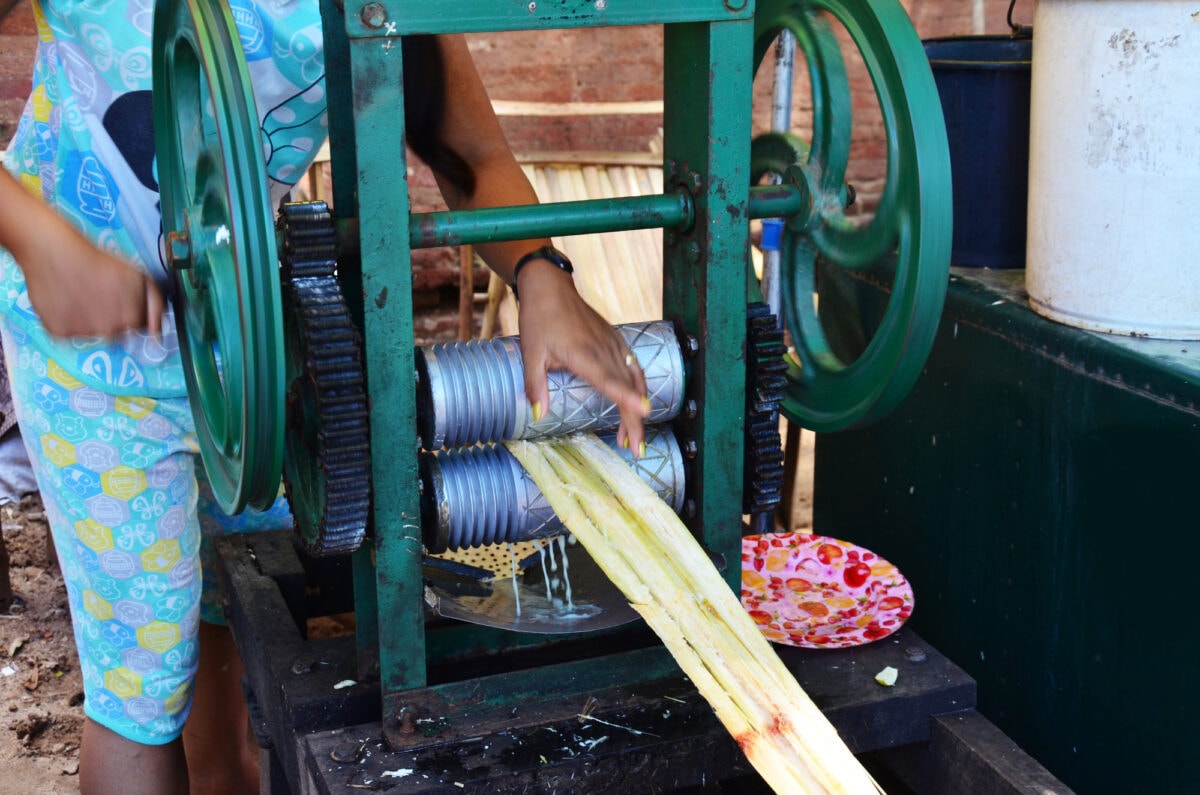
0, 0, 35, 35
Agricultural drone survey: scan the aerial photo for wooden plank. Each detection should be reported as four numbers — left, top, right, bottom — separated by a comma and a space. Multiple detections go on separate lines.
215, 533, 381, 795
457, 245, 474, 341
514, 150, 663, 166
297, 627, 976, 793
491, 99, 663, 117
865, 710, 1076, 795
924, 711, 1075, 795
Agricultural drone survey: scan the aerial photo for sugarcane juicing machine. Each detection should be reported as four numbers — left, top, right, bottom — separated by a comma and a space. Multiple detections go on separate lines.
141, 0, 1039, 790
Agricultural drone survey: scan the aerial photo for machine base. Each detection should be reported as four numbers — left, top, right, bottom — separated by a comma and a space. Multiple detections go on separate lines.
218, 531, 1069, 793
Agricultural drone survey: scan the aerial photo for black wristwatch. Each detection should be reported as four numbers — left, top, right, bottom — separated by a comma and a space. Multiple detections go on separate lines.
511, 246, 574, 300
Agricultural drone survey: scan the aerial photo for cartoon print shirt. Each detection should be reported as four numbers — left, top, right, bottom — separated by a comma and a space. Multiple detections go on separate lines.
1, 0, 328, 397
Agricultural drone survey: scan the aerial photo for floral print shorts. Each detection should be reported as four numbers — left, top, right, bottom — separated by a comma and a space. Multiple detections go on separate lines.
0, 323, 291, 744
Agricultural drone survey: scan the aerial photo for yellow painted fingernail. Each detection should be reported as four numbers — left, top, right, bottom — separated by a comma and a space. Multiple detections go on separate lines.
641, 396, 652, 415
638, 441, 647, 459
621, 436, 630, 450
532, 401, 543, 422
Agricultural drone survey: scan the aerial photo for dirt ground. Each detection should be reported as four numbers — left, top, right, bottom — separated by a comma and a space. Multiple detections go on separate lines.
0, 495, 81, 794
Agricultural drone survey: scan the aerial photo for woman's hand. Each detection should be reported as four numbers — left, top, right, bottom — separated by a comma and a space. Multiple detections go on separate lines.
24, 224, 165, 339
0, 171, 165, 338
516, 260, 649, 454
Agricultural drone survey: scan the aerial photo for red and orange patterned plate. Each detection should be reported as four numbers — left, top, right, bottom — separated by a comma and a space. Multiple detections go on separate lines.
741, 533, 914, 649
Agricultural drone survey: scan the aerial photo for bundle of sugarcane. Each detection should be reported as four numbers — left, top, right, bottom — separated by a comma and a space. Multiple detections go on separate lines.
506, 433, 883, 794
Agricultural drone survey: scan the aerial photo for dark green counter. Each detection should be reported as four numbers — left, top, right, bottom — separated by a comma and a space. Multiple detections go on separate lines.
815, 265, 1200, 794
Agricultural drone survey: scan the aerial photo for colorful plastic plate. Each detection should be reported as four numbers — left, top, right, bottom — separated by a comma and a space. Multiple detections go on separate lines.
741, 533, 914, 649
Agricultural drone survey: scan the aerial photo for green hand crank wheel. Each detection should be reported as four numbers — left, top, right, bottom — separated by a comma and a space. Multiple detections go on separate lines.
153, 0, 286, 513
752, 0, 952, 431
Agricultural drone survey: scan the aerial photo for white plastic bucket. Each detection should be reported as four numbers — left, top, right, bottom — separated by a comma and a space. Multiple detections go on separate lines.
1025, 0, 1200, 339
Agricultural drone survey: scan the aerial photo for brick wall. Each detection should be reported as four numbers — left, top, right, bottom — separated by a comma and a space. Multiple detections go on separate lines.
0, 1, 1022, 341
0, 0, 35, 147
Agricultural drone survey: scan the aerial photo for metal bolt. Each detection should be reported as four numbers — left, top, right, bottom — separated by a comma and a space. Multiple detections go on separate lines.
527, 1, 537, 11
329, 740, 365, 764
664, 159, 680, 181
724, 0, 748, 10
688, 171, 703, 193
686, 241, 701, 263
682, 438, 698, 459
360, 2, 387, 28
594, 0, 607, 9
394, 705, 417, 736
682, 334, 700, 357
291, 657, 314, 675
684, 399, 699, 419
905, 646, 927, 663
167, 231, 191, 270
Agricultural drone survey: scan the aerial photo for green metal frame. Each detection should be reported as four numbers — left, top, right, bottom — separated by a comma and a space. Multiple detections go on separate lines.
348, 0, 753, 35
153, 0, 952, 739
332, 1, 759, 712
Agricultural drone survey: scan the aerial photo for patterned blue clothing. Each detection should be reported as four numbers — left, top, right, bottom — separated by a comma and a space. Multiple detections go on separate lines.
0, 0, 329, 744
1, 0, 328, 395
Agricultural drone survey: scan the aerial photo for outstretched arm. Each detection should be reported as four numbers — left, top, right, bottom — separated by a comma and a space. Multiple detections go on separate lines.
0, 170, 164, 338
428, 35, 649, 452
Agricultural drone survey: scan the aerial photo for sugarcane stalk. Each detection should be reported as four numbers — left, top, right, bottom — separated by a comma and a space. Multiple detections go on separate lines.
506, 434, 883, 794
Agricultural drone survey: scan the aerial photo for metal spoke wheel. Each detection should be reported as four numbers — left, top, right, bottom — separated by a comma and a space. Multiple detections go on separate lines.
752, 0, 952, 431
153, 0, 286, 512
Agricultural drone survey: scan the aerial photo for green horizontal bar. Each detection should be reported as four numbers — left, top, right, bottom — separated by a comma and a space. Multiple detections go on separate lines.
349, 0, 753, 36
402, 183, 803, 250
747, 182, 807, 221
409, 190, 693, 248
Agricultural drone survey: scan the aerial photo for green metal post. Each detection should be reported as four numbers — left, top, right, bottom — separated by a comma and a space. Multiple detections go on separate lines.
345, 19, 427, 693
319, 0, 380, 680
320, 0, 360, 225
663, 19, 754, 592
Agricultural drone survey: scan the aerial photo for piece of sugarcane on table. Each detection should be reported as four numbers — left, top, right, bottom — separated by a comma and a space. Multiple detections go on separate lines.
506, 433, 883, 795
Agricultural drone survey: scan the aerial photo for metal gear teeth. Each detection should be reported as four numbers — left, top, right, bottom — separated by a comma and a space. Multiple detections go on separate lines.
743, 303, 787, 516
278, 202, 372, 556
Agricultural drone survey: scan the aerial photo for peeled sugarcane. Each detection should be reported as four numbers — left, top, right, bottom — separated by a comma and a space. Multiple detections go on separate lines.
506, 433, 884, 795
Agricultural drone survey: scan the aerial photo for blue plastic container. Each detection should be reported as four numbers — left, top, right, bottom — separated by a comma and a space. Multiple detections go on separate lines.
924, 35, 1032, 269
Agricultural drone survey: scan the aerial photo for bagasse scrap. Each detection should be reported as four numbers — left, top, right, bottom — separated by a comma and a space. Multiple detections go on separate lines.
506, 433, 882, 795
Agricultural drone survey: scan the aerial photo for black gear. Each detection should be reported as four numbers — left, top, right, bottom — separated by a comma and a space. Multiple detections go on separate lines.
743, 302, 787, 517
278, 202, 372, 556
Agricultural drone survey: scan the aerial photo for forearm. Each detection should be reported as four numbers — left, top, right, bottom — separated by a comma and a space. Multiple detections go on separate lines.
434, 152, 554, 284
430, 34, 558, 282
0, 170, 58, 268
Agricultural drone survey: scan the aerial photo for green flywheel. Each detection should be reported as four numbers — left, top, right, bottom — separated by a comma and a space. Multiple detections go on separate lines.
752, 0, 952, 431
153, 0, 286, 513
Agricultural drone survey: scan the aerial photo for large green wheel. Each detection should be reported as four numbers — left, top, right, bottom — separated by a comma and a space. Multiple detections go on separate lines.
153, 0, 286, 512
752, 0, 952, 431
